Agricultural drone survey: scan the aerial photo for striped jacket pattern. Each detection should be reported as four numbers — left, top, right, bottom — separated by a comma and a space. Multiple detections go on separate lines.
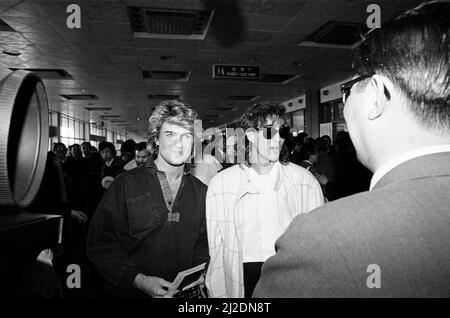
205, 162, 324, 298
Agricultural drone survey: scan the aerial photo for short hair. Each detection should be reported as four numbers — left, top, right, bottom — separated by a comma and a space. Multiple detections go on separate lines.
134, 142, 148, 152
316, 136, 329, 152
52, 142, 66, 152
353, 1, 450, 132
98, 141, 116, 157
238, 101, 290, 165
301, 138, 318, 159
147, 100, 198, 158
120, 139, 136, 155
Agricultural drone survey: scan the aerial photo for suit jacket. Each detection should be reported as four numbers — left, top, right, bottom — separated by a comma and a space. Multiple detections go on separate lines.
253, 152, 450, 297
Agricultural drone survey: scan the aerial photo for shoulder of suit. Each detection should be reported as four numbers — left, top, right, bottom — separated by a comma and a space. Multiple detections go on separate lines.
291, 189, 381, 228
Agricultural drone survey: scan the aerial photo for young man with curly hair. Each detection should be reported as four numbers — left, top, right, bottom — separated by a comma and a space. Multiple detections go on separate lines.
205, 102, 324, 298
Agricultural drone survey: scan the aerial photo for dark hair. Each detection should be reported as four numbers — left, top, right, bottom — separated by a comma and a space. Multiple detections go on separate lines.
335, 131, 355, 155
99, 141, 116, 157
121, 139, 136, 155
52, 142, 66, 152
238, 101, 290, 165
134, 142, 148, 152
353, 1, 450, 131
300, 139, 318, 160
316, 137, 329, 152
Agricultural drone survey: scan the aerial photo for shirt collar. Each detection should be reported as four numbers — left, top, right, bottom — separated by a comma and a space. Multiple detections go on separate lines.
236, 161, 283, 200
370, 144, 450, 190
145, 159, 192, 175
105, 157, 115, 167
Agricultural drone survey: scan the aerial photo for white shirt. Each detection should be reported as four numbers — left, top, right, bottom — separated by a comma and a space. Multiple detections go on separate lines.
242, 164, 286, 262
370, 144, 450, 190
105, 157, 115, 167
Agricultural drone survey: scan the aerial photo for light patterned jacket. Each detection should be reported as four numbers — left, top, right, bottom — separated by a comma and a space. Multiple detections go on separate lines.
205, 162, 324, 298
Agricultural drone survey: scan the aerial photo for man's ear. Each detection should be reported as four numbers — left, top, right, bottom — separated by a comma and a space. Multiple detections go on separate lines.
368, 74, 391, 120
246, 128, 257, 144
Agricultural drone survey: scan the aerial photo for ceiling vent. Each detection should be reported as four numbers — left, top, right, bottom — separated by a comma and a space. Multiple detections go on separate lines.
299, 21, 368, 49
109, 120, 127, 123
61, 94, 98, 100
143, 70, 190, 82
9, 68, 73, 79
148, 94, 181, 100
85, 107, 112, 111
128, 6, 214, 40
0, 19, 15, 32
258, 74, 300, 84
226, 96, 259, 101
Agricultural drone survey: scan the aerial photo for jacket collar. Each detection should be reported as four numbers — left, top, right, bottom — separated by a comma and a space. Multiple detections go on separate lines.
145, 159, 192, 175
236, 161, 287, 201
373, 151, 450, 190
370, 145, 450, 190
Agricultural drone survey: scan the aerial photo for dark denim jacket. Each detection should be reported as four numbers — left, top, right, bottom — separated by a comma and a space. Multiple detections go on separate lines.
87, 163, 209, 297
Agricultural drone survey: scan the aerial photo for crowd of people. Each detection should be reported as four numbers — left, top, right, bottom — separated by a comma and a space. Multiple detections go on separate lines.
30, 138, 152, 296
26, 1, 450, 298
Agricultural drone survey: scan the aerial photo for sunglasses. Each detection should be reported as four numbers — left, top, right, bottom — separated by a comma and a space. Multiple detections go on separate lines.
260, 126, 290, 140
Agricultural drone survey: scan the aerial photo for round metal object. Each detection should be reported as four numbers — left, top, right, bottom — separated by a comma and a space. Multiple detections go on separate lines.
0, 69, 49, 207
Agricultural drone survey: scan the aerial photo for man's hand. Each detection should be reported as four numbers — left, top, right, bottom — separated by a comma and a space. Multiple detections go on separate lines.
133, 273, 177, 298
71, 210, 88, 223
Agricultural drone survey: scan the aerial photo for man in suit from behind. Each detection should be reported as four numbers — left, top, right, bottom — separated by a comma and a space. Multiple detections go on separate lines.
253, 1, 450, 297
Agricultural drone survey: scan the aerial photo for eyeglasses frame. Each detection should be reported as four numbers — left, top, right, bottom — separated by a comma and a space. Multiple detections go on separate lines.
341, 73, 391, 104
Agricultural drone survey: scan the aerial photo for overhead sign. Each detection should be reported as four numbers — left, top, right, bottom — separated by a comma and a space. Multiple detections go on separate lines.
213, 64, 261, 80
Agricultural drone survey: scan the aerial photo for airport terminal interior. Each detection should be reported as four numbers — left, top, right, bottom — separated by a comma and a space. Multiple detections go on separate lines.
0, 0, 445, 299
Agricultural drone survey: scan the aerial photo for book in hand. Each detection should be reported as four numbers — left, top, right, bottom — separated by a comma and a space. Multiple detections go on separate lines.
168, 263, 207, 298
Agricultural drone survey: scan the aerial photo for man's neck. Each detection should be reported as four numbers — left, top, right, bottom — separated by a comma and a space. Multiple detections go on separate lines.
251, 161, 276, 175
154, 156, 184, 179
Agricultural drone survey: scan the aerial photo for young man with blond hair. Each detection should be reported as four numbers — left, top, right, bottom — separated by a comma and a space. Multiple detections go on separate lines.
88, 100, 209, 297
